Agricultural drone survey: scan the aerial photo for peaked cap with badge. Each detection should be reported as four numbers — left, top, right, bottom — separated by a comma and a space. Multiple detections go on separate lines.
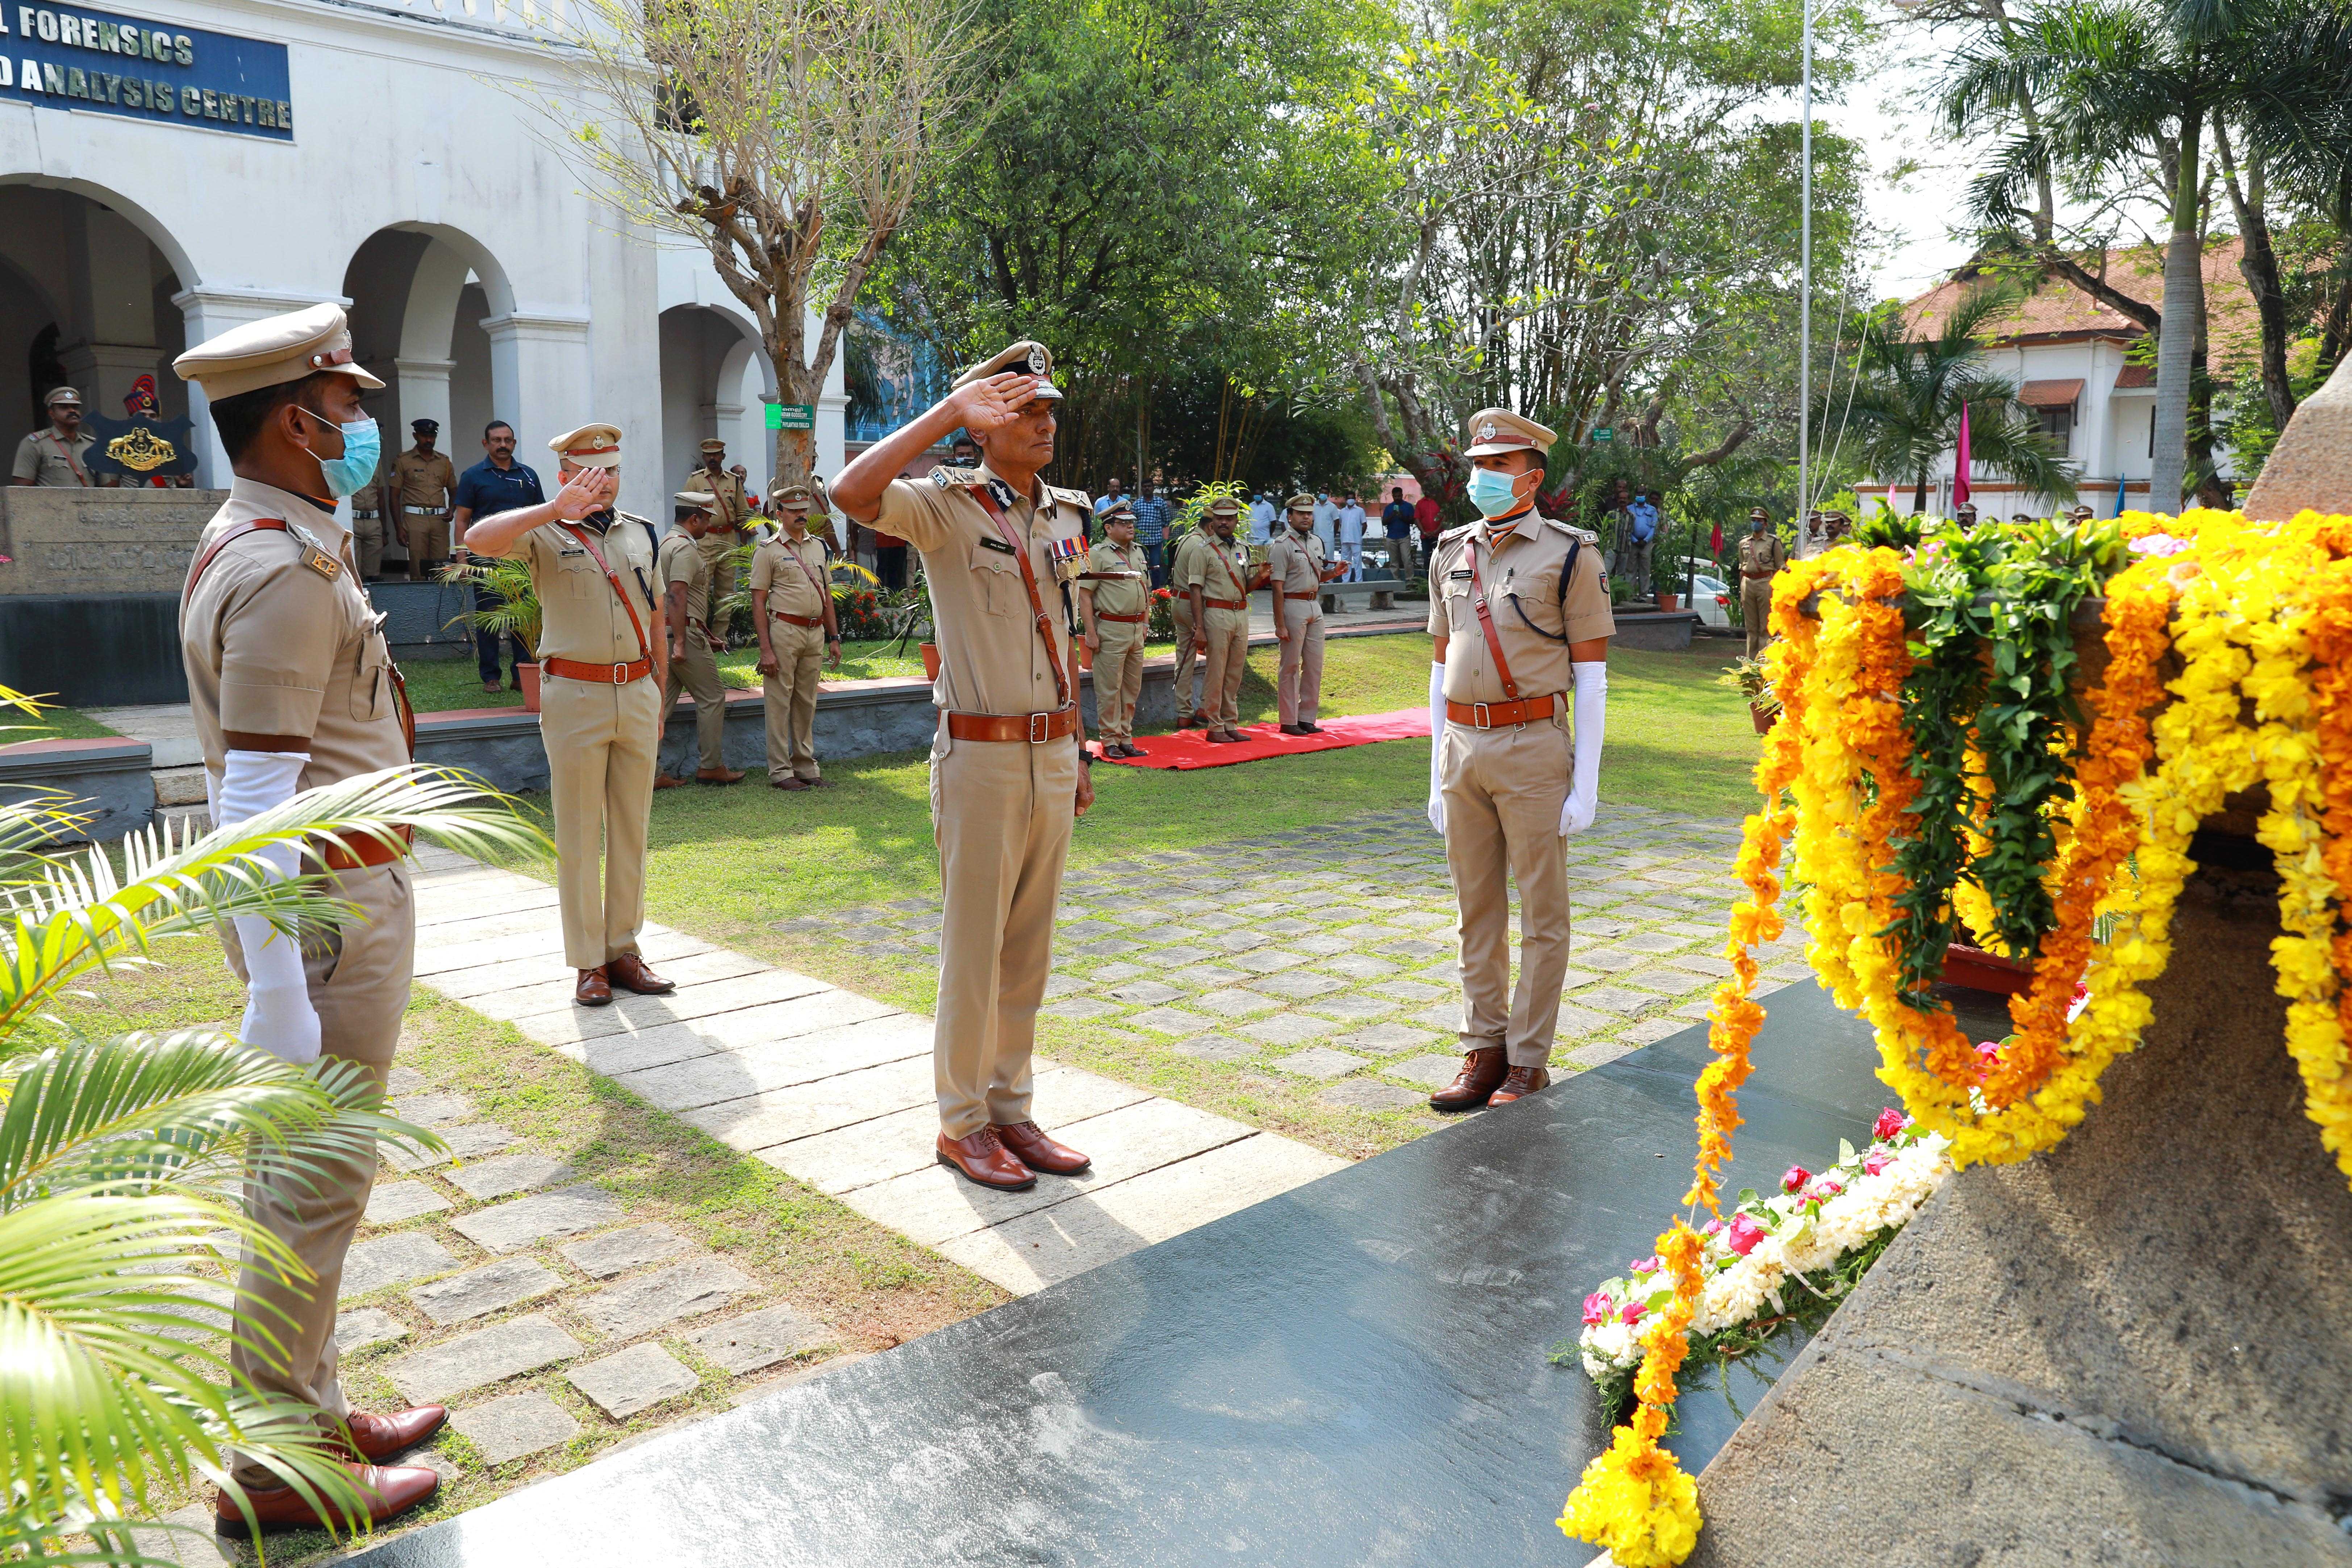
770, 482, 812, 506
44, 385, 82, 408
1205, 497, 1241, 518
550, 424, 624, 469
698, 437, 727, 454
1099, 498, 1136, 521
1284, 492, 1317, 512
674, 490, 717, 510
1463, 408, 1556, 459
953, 340, 1063, 402
174, 303, 385, 401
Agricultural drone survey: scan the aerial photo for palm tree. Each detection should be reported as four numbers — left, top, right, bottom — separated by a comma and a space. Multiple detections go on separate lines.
0, 688, 541, 1562
1832, 283, 2078, 513
1944, 0, 2281, 513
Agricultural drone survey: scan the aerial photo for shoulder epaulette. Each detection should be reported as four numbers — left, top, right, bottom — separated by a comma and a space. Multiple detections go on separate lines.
929, 466, 985, 488
1542, 518, 1601, 546
615, 509, 654, 528
1046, 484, 1091, 509
1437, 521, 1478, 543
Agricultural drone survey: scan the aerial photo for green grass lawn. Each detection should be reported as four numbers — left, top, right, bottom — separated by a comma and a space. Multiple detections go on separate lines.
0, 704, 121, 741
398, 639, 935, 713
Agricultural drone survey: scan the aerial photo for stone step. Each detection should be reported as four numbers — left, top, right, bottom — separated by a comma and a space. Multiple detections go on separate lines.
154, 763, 208, 806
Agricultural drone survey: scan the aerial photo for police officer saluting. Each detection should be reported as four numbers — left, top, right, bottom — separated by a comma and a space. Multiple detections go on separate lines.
1425, 410, 1614, 1110
465, 424, 680, 1007
174, 304, 565, 1535
1268, 492, 1345, 734
750, 481, 841, 789
833, 340, 1098, 1192
1736, 506, 1788, 662
1080, 497, 1151, 756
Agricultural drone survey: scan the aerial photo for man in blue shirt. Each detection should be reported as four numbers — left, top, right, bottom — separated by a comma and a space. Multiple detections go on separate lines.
1381, 485, 1415, 580
451, 419, 547, 693
1623, 488, 1660, 603
1131, 481, 1173, 587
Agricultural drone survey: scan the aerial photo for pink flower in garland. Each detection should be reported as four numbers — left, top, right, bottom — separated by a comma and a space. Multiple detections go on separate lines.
1863, 1151, 1892, 1177
1808, 1177, 1845, 1201
1725, 1213, 1766, 1256
1582, 1291, 1613, 1327
1629, 1256, 1660, 1277
1873, 1107, 1909, 1142
1781, 1165, 1811, 1194
1619, 1301, 1646, 1326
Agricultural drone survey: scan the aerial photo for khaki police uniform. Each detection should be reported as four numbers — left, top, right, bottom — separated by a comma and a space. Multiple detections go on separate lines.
1429, 496, 1614, 1071
869, 447, 1089, 1140
172, 309, 414, 1481
12, 421, 95, 486
1267, 515, 1330, 726
1081, 533, 1150, 742
750, 526, 832, 782
1166, 526, 1209, 721
508, 425, 666, 972
1179, 525, 1255, 731
351, 448, 391, 577
685, 456, 750, 614
393, 445, 457, 575
1736, 521, 1789, 660
659, 522, 729, 775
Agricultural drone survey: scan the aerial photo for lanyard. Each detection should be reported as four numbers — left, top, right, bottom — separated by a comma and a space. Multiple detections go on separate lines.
1465, 532, 1522, 702
965, 485, 1072, 710
559, 522, 654, 663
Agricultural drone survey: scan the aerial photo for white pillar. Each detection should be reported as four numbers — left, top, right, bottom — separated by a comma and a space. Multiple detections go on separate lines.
171, 285, 349, 486
396, 355, 456, 442
480, 310, 592, 490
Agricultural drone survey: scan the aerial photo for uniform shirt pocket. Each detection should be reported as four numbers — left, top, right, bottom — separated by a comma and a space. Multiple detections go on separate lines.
349, 637, 391, 722
972, 545, 1021, 617
558, 552, 602, 599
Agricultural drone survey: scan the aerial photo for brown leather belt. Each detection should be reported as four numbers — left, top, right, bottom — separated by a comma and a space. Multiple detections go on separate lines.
544, 655, 653, 684
1446, 693, 1560, 729
771, 612, 825, 628
946, 706, 1079, 743
1096, 611, 1146, 624
1742, 570, 1778, 579
305, 824, 413, 874
1283, 591, 1319, 600
1202, 597, 1245, 611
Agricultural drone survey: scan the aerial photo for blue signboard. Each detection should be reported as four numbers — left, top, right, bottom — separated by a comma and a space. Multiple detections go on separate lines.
0, 4, 291, 139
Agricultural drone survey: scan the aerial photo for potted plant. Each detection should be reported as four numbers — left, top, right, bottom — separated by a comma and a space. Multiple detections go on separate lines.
1720, 655, 1780, 735
440, 557, 543, 711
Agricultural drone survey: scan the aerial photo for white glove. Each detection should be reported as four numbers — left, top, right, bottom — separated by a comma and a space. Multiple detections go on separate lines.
1560, 661, 1606, 835
217, 749, 321, 1066
1426, 662, 1447, 834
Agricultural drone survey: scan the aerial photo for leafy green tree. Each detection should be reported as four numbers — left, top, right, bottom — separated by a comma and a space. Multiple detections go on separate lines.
1834, 284, 2077, 510
0, 693, 538, 1560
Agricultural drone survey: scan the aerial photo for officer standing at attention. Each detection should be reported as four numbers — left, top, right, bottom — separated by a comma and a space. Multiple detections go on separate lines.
750, 481, 841, 789
392, 418, 457, 579
1736, 506, 1788, 662
1080, 497, 1151, 757
1181, 495, 1261, 745
466, 423, 680, 1007
1425, 409, 1614, 1111
1268, 492, 1345, 735
351, 427, 391, 579
10, 386, 94, 485
656, 495, 746, 789
832, 339, 1098, 1193
1165, 518, 1211, 729
174, 305, 608, 1534
684, 436, 751, 618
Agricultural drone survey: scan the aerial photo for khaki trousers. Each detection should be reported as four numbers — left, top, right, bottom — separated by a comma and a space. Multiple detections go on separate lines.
543, 672, 660, 969
1276, 599, 1325, 725
1441, 717, 1573, 1068
662, 633, 728, 774
698, 530, 739, 630
351, 513, 385, 578
400, 515, 449, 577
1169, 597, 1206, 718
1201, 606, 1249, 728
1742, 577, 1775, 661
224, 862, 413, 1483
764, 620, 825, 781
1092, 621, 1147, 740
929, 730, 1079, 1137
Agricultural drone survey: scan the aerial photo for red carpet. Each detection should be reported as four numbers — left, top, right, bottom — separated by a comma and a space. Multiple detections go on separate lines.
1092, 707, 1430, 770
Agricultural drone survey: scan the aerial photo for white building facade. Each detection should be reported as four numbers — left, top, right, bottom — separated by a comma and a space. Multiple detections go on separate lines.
0, 0, 842, 525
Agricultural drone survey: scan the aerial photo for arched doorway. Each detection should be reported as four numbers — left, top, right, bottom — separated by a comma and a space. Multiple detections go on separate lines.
659, 304, 774, 506
0, 183, 190, 449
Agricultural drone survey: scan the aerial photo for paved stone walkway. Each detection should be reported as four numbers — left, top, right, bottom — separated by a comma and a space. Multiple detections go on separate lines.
781, 804, 1809, 1139
406, 844, 1345, 1298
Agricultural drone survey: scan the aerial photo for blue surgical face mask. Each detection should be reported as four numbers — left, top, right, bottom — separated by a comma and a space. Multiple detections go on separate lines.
296, 406, 381, 500
1466, 466, 1524, 518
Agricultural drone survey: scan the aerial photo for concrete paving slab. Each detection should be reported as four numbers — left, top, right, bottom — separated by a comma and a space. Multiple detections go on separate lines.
424, 929, 715, 997
341, 1233, 459, 1299
576, 1258, 753, 1339
610, 1014, 931, 1112
457, 951, 771, 1022
566, 1342, 698, 1419
363, 1181, 452, 1226
446, 1153, 574, 1202
410, 1257, 564, 1327
510, 967, 841, 1044
681, 1053, 939, 1153
334, 1306, 410, 1355
453, 1185, 626, 1254
387, 1314, 583, 1404
385, 1121, 517, 1172
560, 1223, 691, 1280
450, 1391, 582, 1465
552, 995, 912, 1082
684, 1304, 833, 1375
759, 1066, 1149, 1196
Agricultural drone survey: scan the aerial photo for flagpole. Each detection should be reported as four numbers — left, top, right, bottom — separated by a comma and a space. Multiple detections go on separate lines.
1797, 0, 1813, 548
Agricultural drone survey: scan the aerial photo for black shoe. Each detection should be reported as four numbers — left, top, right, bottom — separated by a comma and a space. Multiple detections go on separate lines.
1280, 724, 1310, 736
1297, 722, 1325, 734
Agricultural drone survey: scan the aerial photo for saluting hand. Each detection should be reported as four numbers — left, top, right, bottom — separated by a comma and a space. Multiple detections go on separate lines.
948, 371, 1042, 435
552, 467, 617, 519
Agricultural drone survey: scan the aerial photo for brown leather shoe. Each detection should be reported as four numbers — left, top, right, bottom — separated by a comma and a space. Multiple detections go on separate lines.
803, 776, 825, 788
696, 766, 747, 785
654, 773, 690, 790
1187, 709, 1212, 729
771, 776, 809, 791
1488, 1064, 1551, 1105
574, 966, 612, 1006
992, 1120, 1092, 1176
1122, 742, 1148, 757
341, 1406, 446, 1463
214, 1461, 439, 1538
935, 1127, 1035, 1191
604, 953, 675, 995
1206, 729, 1247, 744
1429, 1046, 1506, 1112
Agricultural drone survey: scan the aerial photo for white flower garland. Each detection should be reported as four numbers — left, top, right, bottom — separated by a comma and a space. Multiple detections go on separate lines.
1576, 1112, 1955, 1386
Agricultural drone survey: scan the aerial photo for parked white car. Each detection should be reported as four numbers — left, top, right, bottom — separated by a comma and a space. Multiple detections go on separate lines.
1668, 558, 1734, 629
